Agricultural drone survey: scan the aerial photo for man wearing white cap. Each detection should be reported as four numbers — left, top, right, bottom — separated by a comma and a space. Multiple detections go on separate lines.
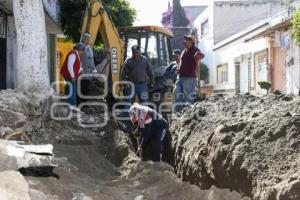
174, 34, 204, 112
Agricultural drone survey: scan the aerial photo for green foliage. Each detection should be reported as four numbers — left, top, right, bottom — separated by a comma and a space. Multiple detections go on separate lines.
199, 63, 208, 81
59, 0, 86, 42
292, 7, 300, 45
258, 81, 272, 92
102, 0, 136, 28
59, 0, 136, 43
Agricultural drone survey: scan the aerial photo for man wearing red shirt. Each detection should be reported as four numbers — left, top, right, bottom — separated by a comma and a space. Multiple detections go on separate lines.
60, 43, 85, 107
174, 35, 204, 112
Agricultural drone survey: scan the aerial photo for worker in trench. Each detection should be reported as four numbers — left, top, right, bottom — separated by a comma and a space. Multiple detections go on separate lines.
60, 43, 86, 110
129, 103, 168, 162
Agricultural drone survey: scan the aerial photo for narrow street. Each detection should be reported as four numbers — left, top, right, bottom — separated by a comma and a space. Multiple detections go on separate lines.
0, 0, 300, 200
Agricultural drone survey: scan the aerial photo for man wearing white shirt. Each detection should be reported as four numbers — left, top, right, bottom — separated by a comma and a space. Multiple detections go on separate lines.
60, 43, 86, 107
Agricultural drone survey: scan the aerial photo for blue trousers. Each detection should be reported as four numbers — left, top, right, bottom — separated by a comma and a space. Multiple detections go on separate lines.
174, 78, 197, 112
152, 128, 166, 162
65, 79, 77, 106
140, 128, 166, 162
124, 82, 148, 104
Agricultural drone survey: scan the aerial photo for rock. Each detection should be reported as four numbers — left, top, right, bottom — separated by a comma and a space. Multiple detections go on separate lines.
252, 129, 265, 139
29, 189, 59, 200
72, 193, 93, 200
203, 186, 251, 200
135, 195, 144, 200
281, 95, 293, 101
0, 140, 53, 169
273, 89, 282, 95
284, 112, 293, 117
252, 112, 259, 118
0, 171, 31, 200
0, 151, 18, 171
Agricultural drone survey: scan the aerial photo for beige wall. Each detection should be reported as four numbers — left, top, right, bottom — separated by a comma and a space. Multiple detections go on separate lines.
271, 47, 286, 92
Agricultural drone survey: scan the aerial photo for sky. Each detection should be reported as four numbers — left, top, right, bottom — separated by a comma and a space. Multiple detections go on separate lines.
128, 0, 207, 26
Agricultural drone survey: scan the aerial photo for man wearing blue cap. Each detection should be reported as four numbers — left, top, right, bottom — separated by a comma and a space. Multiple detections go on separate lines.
121, 45, 154, 105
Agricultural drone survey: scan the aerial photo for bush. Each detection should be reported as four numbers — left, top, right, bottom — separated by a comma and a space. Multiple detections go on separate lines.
258, 81, 272, 93
199, 63, 208, 81
292, 7, 300, 45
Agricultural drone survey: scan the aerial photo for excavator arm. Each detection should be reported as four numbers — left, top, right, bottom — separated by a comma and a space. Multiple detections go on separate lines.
81, 0, 124, 96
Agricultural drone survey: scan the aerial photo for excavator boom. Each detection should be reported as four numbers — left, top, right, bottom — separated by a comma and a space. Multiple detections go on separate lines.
81, 0, 124, 95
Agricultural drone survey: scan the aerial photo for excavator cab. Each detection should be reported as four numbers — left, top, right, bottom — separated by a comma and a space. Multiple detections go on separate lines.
119, 26, 173, 68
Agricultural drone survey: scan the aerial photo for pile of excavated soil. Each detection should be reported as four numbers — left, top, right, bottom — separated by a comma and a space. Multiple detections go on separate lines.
0, 90, 249, 200
168, 92, 300, 200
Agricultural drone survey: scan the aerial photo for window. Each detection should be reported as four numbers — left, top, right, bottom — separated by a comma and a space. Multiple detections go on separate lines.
256, 53, 266, 72
201, 20, 209, 37
217, 64, 228, 83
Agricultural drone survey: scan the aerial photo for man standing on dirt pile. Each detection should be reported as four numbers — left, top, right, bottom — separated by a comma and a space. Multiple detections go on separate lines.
129, 103, 168, 162
174, 35, 204, 112
60, 43, 86, 109
121, 45, 154, 106
79, 33, 97, 101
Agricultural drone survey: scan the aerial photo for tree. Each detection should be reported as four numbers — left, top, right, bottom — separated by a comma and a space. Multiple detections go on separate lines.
13, 0, 50, 92
169, 0, 191, 50
258, 81, 272, 93
172, 0, 189, 27
199, 63, 208, 81
292, 7, 300, 45
59, 0, 136, 43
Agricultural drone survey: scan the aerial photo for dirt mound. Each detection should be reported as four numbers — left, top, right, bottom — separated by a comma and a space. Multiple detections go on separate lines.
0, 90, 250, 200
168, 93, 300, 200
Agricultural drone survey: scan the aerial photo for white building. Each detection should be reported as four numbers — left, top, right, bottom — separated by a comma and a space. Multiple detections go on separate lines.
193, 0, 295, 95
213, 22, 269, 94
249, 1, 300, 95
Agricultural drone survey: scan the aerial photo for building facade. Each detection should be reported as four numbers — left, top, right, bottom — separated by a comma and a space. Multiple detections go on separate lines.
193, 0, 295, 95
248, 1, 300, 95
0, 0, 61, 90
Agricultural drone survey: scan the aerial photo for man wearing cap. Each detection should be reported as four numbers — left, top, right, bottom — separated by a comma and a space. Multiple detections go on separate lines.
60, 43, 85, 108
121, 45, 154, 105
174, 34, 204, 112
165, 49, 181, 84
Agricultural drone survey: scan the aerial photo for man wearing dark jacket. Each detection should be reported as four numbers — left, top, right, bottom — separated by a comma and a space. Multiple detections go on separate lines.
129, 103, 168, 162
121, 45, 154, 104
165, 49, 181, 84
174, 35, 204, 112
